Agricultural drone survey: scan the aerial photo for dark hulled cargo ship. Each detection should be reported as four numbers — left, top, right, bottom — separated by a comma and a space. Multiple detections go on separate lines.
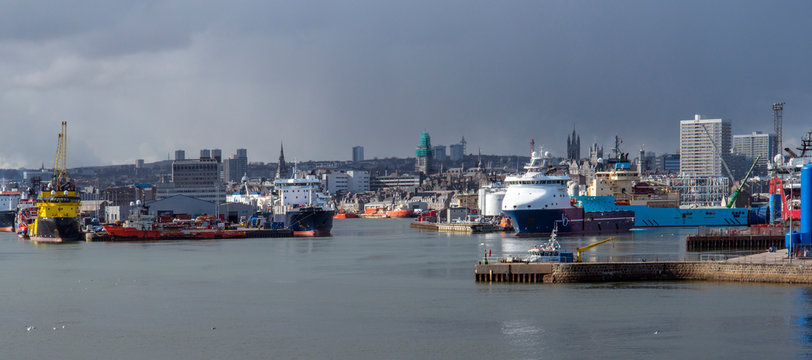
273, 174, 334, 236
273, 206, 334, 237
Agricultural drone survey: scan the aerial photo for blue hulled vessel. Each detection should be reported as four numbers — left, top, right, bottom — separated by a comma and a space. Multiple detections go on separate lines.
574, 152, 753, 228
501, 144, 634, 236
574, 195, 749, 227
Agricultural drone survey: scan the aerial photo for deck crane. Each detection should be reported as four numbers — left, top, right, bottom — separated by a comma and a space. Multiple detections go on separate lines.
576, 236, 615, 262
726, 154, 761, 208
52, 121, 69, 186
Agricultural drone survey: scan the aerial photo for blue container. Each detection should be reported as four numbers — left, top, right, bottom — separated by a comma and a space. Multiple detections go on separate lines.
769, 194, 781, 223
802, 165, 812, 238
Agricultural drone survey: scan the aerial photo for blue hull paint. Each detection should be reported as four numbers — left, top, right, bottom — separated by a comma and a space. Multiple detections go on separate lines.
503, 207, 634, 236
575, 196, 749, 227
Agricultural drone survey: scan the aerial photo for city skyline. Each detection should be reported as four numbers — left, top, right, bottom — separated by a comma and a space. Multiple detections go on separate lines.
1, 1, 811, 168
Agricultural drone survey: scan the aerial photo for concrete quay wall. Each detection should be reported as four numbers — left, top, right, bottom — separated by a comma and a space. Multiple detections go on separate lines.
475, 262, 812, 284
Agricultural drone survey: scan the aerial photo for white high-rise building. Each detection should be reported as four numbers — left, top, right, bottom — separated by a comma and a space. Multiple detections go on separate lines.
679, 114, 731, 177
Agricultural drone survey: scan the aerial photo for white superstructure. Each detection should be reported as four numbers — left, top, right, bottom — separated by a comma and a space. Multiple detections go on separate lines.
0, 191, 20, 211
501, 149, 571, 212
273, 174, 333, 214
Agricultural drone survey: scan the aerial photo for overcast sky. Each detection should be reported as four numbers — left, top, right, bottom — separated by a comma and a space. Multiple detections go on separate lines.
1, 0, 811, 168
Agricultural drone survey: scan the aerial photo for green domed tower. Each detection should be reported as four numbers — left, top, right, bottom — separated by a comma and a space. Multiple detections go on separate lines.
415, 131, 435, 174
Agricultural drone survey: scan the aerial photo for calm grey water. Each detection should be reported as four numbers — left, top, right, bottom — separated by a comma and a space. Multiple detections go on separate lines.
2, 219, 811, 359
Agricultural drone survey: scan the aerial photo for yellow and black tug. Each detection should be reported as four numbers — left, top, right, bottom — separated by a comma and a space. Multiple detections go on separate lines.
28, 121, 81, 243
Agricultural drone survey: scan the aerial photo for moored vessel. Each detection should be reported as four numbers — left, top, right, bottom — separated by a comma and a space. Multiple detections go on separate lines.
28, 122, 81, 243
273, 173, 334, 236
0, 188, 20, 232
501, 142, 634, 236
102, 202, 246, 240
386, 208, 415, 218
333, 211, 358, 219
574, 153, 750, 227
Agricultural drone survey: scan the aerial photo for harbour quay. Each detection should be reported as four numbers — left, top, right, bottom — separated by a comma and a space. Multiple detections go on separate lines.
475, 250, 812, 284
686, 225, 787, 251
411, 220, 495, 233
85, 228, 293, 242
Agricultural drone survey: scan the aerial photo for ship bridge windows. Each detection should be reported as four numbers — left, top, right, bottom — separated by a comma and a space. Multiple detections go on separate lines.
507, 180, 567, 185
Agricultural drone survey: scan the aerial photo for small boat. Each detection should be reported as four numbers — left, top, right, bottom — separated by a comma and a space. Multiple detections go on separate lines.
333, 211, 358, 219
359, 208, 389, 219
524, 226, 574, 263
386, 208, 415, 218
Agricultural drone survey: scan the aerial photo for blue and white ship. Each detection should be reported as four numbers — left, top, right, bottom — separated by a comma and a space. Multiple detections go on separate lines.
501, 146, 634, 236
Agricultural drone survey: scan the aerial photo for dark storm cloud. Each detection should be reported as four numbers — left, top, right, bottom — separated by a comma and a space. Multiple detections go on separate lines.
1, 0, 811, 168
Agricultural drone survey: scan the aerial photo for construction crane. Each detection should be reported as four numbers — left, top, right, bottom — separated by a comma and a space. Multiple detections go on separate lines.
576, 236, 615, 262
699, 123, 735, 183
726, 154, 761, 208
52, 121, 69, 185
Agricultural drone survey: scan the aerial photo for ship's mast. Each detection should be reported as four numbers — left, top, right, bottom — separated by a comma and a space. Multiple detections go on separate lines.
52, 121, 69, 185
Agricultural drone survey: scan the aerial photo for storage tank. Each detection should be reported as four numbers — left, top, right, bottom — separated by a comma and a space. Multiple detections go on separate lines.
478, 184, 506, 217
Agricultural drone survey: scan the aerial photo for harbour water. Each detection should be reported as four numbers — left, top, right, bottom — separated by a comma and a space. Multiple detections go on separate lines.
2, 219, 811, 359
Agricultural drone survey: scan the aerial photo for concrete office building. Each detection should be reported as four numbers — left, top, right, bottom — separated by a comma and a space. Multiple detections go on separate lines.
352, 146, 364, 162
733, 131, 775, 174
679, 115, 731, 177
433, 145, 447, 162
224, 148, 248, 183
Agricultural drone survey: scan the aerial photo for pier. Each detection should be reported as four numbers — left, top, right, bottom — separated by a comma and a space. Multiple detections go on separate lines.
410, 221, 495, 233
686, 225, 787, 250
475, 249, 812, 284
85, 228, 294, 242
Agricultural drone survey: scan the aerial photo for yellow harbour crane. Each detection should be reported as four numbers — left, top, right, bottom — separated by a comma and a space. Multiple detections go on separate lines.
576, 236, 615, 262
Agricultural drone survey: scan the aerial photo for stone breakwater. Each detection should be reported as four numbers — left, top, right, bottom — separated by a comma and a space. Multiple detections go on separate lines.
475, 261, 812, 284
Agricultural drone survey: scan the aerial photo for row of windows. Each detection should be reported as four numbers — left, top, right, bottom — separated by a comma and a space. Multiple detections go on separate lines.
506, 180, 567, 185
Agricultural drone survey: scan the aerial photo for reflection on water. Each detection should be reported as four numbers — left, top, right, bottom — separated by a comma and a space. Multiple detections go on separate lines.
796, 288, 812, 352
502, 319, 545, 348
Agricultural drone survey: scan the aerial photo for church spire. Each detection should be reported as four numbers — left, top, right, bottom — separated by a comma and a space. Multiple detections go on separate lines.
275, 143, 289, 179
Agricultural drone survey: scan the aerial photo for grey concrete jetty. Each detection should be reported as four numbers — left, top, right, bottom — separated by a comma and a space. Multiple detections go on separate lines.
475, 249, 812, 284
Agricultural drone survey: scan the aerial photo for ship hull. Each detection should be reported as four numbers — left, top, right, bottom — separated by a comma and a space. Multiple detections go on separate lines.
0, 210, 14, 232
103, 225, 247, 240
30, 217, 81, 243
576, 196, 749, 227
503, 208, 634, 236
275, 207, 334, 237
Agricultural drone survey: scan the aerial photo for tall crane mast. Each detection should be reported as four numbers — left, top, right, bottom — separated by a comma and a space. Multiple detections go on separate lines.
52, 121, 69, 185
774, 102, 785, 158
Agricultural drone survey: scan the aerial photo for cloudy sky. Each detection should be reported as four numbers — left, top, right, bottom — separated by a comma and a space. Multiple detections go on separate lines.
1, 0, 811, 168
